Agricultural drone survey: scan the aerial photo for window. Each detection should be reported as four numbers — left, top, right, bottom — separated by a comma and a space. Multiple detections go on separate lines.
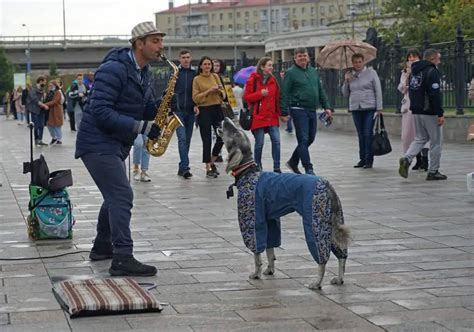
220, 13, 223, 20
228, 24, 232, 30
245, 23, 250, 32
302, 7, 305, 14
254, 22, 258, 30
220, 25, 223, 32
168, 17, 172, 24
320, 6, 325, 14
228, 12, 232, 19
176, 28, 180, 35
212, 13, 215, 20
254, 11, 258, 17
311, 6, 315, 14
292, 8, 296, 14
311, 19, 315, 26
245, 11, 249, 17
167, 28, 172, 35
237, 12, 241, 18
237, 24, 241, 30
302, 20, 306, 27
329, 5, 335, 13
211, 26, 216, 32
320, 18, 326, 25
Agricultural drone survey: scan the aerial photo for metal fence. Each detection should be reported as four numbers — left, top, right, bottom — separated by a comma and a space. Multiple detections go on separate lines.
274, 26, 474, 114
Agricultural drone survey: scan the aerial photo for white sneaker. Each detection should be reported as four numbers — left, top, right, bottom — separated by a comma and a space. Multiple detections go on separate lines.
140, 172, 151, 182
133, 170, 140, 181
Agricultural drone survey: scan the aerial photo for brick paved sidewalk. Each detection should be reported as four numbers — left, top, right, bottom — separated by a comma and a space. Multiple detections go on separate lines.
0, 117, 473, 331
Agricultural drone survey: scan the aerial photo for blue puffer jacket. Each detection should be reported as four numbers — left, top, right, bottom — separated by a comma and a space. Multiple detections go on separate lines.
75, 48, 158, 160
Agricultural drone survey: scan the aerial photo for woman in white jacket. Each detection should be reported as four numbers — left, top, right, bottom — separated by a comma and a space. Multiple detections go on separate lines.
398, 49, 428, 171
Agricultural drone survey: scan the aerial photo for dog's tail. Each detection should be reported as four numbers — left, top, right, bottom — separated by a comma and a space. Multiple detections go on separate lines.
327, 182, 351, 249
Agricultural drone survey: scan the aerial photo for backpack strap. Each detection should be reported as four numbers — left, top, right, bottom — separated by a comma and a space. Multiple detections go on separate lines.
253, 77, 260, 115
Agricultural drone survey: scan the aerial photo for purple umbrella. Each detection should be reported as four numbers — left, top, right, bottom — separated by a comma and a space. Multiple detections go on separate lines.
233, 66, 256, 85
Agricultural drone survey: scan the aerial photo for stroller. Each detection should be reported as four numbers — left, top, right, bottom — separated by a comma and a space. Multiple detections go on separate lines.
23, 123, 74, 240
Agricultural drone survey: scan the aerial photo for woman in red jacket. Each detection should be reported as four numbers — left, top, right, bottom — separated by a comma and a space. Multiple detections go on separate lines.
243, 57, 284, 172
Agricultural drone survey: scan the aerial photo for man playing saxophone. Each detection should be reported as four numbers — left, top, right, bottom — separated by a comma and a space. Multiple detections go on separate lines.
75, 21, 164, 276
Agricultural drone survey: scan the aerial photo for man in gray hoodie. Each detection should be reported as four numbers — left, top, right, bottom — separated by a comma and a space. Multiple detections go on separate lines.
26, 76, 49, 146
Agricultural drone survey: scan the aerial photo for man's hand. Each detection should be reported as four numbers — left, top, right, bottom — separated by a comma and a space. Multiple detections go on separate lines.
437, 115, 445, 126
146, 123, 161, 140
344, 71, 353, 82
376, 110, 383, 116
324, 109, 333, 119
193, 106, 200, 115
280, 116, 289, 123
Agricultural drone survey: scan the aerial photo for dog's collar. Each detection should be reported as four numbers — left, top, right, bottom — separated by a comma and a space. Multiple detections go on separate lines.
231, 161, 257, 178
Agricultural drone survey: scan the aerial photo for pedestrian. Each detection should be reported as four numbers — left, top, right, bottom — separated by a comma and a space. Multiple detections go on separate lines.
173, 49, 198, 179
4, 91, 10, 119
398, 48, 429, 171
342, 53, 383, 169
22, 84, 31, 123
69, 73, 88, 130
281, 47, 332, 175
192, 56, 226, 178
45, 80, 64, 145
212, 58, 227, 163
232, 82, 244, 113
75, 21, 164, 276
399, 48, 447, 180
14, 87, 25, 125
469, 75, 474, 101
243, 56, 284, 172
26, 76, 49, 146
132, 134, 152, 182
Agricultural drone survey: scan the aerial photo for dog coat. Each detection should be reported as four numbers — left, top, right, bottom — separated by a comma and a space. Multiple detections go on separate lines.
236, 171, 348, 264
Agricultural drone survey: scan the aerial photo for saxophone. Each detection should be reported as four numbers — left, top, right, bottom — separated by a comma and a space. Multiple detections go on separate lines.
146, 54, 183, 157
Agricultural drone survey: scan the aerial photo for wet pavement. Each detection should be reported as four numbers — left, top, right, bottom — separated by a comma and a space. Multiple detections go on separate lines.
0, 116, 473, 331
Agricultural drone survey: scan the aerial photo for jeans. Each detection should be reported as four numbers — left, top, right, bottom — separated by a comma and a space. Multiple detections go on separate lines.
351, 110, 376, 164
47, 126, 62, 140
286, 109, 293, 132
31, 112, 45, 141
133, 134, 150, 171
288, 108, 317, 172
17, 112, 25, 123
252, 126, 281, 170
176, 111, 195, 172
81, 153, 134, 255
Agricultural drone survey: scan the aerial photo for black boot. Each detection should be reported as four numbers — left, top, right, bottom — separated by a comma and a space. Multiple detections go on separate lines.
412, 153, 422, 170
109, 254, 157, 276
89, 242, 114, 261
420, 148, 429, 171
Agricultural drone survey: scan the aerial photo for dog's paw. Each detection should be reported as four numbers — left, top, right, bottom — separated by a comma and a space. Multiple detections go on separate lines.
263, 266, 275, 275
330, 277, 344, 285
308, 281, 322, 290
249, 271, 261, 280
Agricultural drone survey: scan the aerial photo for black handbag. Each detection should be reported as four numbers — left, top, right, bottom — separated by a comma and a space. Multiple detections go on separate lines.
372, 113, 392, 156
239, 77, 259, 130
213, 74, 235, 119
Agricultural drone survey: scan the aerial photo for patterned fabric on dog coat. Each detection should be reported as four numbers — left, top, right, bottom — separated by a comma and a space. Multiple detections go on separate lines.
236, 171, 348, 264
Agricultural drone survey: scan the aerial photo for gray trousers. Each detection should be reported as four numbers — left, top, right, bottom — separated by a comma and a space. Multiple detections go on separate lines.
405, 114, 443, 172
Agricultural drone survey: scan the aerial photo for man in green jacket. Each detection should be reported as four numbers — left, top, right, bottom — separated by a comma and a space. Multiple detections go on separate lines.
280, 47, 333, 175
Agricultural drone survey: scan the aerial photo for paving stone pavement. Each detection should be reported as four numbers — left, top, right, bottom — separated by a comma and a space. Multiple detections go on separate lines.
0, 117, 473, 331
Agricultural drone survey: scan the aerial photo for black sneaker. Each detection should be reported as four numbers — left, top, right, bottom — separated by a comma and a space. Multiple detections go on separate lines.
206, 169, 218, 178
353, 160, 365, 168
363, 163, 373, 169
426, 171, 447, 181
183, 170, 193, 179
215, 155, 224, 163
89, 243, 114, 261
398, 157, 410, 178
305, 168, 315, 175
50, 138, 57, 145
109, 255, 157, 276
286, 161, 301, 174
273, 168, 282, 173
38, 141, 48, 146
211, 164, 220, 175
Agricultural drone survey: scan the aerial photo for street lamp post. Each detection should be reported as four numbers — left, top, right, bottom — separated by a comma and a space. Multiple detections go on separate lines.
22, 23, 31, 85
62, 0, 67, 46
232, 4, 237, 69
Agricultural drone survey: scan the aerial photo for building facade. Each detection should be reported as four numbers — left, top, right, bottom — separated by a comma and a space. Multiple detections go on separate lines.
156, 0, 387, 38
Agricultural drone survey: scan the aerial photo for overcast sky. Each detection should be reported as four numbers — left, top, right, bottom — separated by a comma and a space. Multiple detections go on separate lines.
0, 0, 191, 36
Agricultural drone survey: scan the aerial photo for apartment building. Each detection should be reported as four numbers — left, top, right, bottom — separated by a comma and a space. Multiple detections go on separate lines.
156, 0, 386, 38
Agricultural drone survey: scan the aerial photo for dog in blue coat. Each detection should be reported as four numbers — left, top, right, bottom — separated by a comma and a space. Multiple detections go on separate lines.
218, 118, 350, 289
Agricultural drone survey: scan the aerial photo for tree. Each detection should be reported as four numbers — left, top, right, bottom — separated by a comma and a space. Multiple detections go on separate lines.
378, 0, 473, 45
0, 48, 14, 98
49, 60, 59, 77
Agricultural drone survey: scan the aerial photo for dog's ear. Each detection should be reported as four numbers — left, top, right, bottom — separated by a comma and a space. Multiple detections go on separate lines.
226, 148, 243, 173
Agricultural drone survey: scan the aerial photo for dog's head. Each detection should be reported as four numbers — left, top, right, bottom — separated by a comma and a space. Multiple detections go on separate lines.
217, 118, 254, 173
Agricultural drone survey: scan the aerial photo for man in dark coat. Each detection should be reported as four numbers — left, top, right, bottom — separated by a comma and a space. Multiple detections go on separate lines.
75, 21, 164, 276
399, 48, 447, 181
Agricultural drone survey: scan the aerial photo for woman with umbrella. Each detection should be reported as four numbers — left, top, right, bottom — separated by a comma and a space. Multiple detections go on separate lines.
342, 53, 383, 169
243, 56, 284, 172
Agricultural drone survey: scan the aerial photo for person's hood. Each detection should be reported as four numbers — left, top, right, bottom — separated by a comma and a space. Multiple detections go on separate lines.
411, 60, 436, 75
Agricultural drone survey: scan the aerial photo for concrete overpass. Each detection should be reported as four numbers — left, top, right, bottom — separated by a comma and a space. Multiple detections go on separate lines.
0, 35, 265, 72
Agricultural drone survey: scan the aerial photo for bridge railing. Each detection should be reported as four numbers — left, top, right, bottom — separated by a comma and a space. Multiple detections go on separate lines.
0, 34, 265, 47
